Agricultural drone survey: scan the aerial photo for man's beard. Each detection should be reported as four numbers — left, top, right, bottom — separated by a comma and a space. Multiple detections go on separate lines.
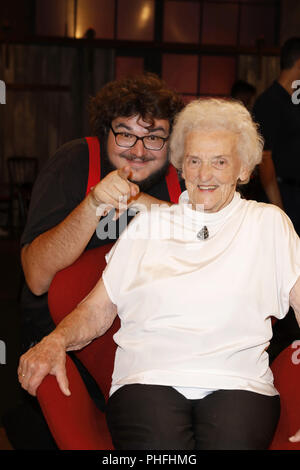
131, 158, 170, 192
103, 145, 170, 192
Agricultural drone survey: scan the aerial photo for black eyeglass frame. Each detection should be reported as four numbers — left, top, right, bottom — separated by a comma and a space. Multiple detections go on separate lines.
110, 125, 169, 151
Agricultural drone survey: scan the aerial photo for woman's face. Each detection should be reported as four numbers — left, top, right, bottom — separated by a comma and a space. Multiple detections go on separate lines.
182, 129, 249, 212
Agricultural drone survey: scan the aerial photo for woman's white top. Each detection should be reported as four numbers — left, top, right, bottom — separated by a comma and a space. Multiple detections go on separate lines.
102, 192, 300, 398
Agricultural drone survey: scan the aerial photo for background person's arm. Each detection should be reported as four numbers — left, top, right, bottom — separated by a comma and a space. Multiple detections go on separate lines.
258, 150, 283, 209
18, 278, 117, 396
252, 96, 283, 208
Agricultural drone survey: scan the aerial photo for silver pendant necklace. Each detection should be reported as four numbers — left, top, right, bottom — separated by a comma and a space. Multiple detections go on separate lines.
197, 225, 209, 240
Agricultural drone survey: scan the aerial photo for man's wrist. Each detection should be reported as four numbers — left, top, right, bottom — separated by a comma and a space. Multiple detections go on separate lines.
88, 187, 102, 209
87, 189, 108, 220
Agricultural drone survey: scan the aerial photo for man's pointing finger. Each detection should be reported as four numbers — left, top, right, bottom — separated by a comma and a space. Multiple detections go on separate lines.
118, 166, 132, 180
117, 166, 139, 198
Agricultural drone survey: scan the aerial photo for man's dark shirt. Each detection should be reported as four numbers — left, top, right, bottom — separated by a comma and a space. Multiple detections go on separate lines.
253, 80, 300, 180
20, 138, 185, 350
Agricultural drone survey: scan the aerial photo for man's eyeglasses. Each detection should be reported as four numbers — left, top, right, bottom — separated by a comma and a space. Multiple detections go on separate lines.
110, 125, 169, 151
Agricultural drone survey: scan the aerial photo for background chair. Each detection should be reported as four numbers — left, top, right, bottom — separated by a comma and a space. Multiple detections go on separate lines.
7, 156, 38, 231
36, 244, 300, 450
0, 182, 12, 235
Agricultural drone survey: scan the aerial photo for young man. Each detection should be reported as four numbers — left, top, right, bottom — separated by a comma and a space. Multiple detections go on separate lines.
3, 74, 184, 450
20, 72, 184, 353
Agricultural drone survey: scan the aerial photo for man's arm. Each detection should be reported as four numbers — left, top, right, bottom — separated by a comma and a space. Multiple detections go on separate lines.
21, 191, 103, 296
22, 166, 169, 296
288, 275, 300, 442
258, 150, 284, 209
252, 97, 283, 208
18, 277, 117, 396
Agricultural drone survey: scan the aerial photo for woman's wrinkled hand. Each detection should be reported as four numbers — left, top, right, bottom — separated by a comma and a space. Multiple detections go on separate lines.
289, 428, 300, 443
17, 334, 70, 397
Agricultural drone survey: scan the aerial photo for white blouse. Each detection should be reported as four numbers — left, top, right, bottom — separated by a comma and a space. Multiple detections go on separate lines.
102, 193, 300, 398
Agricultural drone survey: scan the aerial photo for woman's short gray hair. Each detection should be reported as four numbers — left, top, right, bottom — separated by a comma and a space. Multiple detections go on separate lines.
170, 98, 264, 177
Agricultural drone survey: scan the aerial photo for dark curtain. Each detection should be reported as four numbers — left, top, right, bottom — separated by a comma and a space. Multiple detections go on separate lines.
0, 43, 115, 181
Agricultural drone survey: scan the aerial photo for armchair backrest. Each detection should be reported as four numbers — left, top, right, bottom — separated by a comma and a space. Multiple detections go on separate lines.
269, 343, 300, 450
47, 243, 119, 400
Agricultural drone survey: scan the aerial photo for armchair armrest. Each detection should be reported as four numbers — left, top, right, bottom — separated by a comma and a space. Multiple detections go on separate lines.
269, 344, 300, 450
37, 354, 114, 450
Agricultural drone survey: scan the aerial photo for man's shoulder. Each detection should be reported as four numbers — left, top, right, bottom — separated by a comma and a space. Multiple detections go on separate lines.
31, 137, 91, 200
50, 138, 89, 165
39, 138, 90, 180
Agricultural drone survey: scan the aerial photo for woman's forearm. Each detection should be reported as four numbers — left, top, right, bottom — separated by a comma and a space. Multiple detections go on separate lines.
18, 278, 117, 396
56, 296, 116, 351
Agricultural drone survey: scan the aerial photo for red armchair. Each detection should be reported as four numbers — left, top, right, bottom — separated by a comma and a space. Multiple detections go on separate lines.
269, 343, 300, 450
37, 244, 118, 450
36, 245, 300, 450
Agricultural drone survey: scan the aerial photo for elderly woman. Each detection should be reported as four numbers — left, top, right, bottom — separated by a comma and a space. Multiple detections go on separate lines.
18, 98, 300, 450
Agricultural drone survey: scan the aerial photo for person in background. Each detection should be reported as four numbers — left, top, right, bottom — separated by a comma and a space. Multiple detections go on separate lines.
253, 37, 300, 362
231, 79, 283, 209
18, 98, 300, 450
253, 37, 300, 235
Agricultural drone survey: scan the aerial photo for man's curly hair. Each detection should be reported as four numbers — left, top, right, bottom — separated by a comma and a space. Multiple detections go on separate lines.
88, 73, 184, 138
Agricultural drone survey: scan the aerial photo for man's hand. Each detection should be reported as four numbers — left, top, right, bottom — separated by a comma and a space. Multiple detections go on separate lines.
289, 429, 300, 443
90, 166, 140, 216
18, 334, 70, 397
